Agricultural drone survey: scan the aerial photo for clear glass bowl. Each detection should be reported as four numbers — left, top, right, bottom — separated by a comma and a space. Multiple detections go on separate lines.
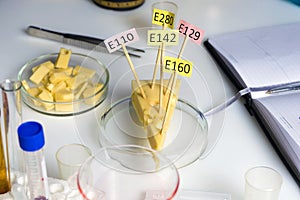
77, 145, 180, 200
18, 52, 109, 116
98, 97, 208, 168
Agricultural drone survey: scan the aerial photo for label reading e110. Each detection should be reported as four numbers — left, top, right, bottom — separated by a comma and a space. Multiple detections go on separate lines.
164, 56, 193, 77
152, 8, 175, 29
147, 30, 179, 46
178, 20, 204, 45
104, 28, 139, 53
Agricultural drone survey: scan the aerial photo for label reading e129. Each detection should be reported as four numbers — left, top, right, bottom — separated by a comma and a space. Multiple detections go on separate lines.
147, 30, 179, 46
152, 8, 175, 29
164, 56, 193, 77
104, 28, 139, 53
178, 20, 204, 45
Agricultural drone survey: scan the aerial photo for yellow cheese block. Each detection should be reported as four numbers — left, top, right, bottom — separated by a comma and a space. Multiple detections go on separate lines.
49, 72, 71, 84
131, 79, 181, 150
27, 87, 42, 106
50, 67, 73, 76
27, 87, 40, 97
55, 48, 72, 69
21, 80, 30, 91
83, 83, 104, 105
54, 89, 75, 112
66, 74, 89, 90
72, 65, 96, 79
51, 81, 67, 94
54, 89, 74, 102
37, 89, 54, 110
45, 83, 55, 92
75, 82, 88, 99
29, 62, 52, 84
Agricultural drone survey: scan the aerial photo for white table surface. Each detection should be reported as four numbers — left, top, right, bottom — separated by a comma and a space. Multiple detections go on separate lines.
1, 0, 300, 199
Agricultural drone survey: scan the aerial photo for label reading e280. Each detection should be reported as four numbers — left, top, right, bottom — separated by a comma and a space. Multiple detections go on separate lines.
152, 8, 175, 29
147, 30, 179, 46
164, 56, 193, 77
178, 20, 204, 45
104, 28, 139, 53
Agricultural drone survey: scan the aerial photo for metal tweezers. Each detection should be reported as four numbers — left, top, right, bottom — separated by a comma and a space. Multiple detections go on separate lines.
26, 25, 145, 57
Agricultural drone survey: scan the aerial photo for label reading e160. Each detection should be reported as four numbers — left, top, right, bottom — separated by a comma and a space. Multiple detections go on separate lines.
147, 30, 179, 46
152, 8, 175, 29
164, 56, 193, 77
104, 28, 139, 53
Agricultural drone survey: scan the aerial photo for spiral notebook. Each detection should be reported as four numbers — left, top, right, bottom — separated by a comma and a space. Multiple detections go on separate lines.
204, 22, 300, 185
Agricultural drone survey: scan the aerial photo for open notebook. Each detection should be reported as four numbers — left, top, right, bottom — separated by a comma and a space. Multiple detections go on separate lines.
204, 22, 300, 184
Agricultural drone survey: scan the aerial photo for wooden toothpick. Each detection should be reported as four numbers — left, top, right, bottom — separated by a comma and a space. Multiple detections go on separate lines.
165, 34, 188, 92
151, 45, 161, 89
161, 35, 189, 132
159, 41, 165, 113
159, 24, 167, 113
122, 44, 146, 99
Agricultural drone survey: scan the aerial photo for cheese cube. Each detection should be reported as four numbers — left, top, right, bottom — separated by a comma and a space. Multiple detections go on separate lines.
55, 103, 74, 112
32, 65, 39, 73
54, 89, 74, 112
49, 72, 70, 84
54, 89, 74, 102
29, 63, 51, 85
75, 82, 88, 99
37, 89, 54, 110
32, 61, 54, 72
66, 74, 89, 90
27, 87, 40, 97
72, 65, 96, 79
55, 48, 72, 69
51, 67, 73, 76
46, 83, 55, 92
52, 81, 68, 94
21, 80, 30, 91
27, 87, 42, 106
83, 83, 104, 105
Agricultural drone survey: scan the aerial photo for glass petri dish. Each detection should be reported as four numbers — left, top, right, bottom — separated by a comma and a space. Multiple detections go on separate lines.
98, 97, 208, 168
18, 52, 109, 116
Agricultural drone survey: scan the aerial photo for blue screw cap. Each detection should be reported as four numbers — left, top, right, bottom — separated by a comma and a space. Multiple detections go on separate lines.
18, 121, 45, 152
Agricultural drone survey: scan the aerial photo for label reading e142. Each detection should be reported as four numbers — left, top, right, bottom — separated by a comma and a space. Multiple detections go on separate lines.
164, 56, 193, 77
147, 30, 179, 46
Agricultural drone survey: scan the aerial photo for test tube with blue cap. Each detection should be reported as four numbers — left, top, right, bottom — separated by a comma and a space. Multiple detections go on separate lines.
17, 121, 49, 200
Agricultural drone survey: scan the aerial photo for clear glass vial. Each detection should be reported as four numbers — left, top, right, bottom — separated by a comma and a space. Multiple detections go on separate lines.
17, 121, 49, 200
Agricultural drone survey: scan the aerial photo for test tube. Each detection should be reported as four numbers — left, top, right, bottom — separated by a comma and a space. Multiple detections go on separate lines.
0, 118, 10, 193
0, 79, 23, 184
18, 121, 50, 200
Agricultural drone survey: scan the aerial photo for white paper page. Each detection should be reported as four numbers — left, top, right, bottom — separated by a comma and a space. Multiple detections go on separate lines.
208, 22, 300, 88
256, 92, 300, 159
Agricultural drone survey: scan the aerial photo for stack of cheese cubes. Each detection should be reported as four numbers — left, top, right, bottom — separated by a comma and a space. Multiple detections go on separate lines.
131, 79, 181, 150
21, 48, 104, 112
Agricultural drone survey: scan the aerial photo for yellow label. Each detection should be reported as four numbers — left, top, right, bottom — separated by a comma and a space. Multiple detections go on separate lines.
152, 8, 175, 29
164, 56, 193, 77
147, 30, 179, 46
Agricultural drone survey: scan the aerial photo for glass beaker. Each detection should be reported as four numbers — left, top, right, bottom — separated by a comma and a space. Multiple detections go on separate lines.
77, 145, 180, 200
